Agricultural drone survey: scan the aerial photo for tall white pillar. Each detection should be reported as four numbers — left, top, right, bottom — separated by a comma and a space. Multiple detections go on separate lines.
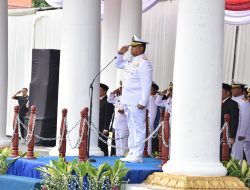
100, 0, 121, 91
0, 0, 10, 147
50, 0, 102, 156
163, 0, 227, 176
116, 0, 142, 84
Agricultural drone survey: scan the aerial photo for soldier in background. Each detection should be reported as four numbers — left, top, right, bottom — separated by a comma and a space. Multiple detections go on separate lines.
107, 83, 129, 156
231, 81, 250, 164
147, 82, 159, 156
12, 88, 29, 139
99, 83, 114, 156
221, 83, 239, 156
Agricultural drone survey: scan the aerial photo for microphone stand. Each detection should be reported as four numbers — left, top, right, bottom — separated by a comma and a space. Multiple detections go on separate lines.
87, 56, 117, 161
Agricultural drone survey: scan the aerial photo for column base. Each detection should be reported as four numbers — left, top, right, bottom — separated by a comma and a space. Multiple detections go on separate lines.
145, 172, 247, 189
163, 161, 227, 176
0, 137, 10, 148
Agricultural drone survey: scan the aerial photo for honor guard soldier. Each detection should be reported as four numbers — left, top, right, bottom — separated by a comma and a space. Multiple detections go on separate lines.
147, 82, 159, 156
116, 35, 152, 163
231, 81, 250, 164
155, 81, 173, 125
221, 83, 239, 151
107, 83, 129, 156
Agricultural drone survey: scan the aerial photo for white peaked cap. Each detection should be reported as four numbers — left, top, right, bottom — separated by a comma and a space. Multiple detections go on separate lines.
131, 35, 149, 44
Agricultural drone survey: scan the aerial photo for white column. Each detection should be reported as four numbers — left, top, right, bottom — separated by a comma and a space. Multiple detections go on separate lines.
100, 0, 121, 91
0, 0, 10, 147
116, 0, 142, 84
163, 0, 227, 176
50, 0, 102, 156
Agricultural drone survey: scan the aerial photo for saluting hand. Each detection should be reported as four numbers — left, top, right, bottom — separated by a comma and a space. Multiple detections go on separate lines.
118, 45, 129, 55
112, 88, 120, 95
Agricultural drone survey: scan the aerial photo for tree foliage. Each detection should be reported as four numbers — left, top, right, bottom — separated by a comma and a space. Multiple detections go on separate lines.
32, 0, 50, 8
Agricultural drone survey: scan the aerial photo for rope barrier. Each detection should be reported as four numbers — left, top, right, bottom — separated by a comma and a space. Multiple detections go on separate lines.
89, 120, 163, 150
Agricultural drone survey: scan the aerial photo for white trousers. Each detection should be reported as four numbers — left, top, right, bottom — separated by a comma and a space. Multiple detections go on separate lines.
147, 124, 154, 155
125, 105, 146, 159
231, 138, 244, 160
115, 129, 129, 156
243, 141, 250, 164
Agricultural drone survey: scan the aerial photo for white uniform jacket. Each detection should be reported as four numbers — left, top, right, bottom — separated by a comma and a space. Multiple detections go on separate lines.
232, 95, 250, 141
107, 93, 128, 130
155, 95, 172, 114
147, 95, 158, 128
115, 54, 152, 107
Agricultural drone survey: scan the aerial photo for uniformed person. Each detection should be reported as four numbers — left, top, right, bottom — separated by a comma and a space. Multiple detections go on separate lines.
221, 83, 239, 158
244, 87, 250, 164
12, 88, 29, 139
116, 35, 152, 163
155, 82, 173, 156
231, 81, 250, 163
107, 86, 129, 156
147, 82, 159, 156
99, 83, 114, 156
155, 81, 173, 117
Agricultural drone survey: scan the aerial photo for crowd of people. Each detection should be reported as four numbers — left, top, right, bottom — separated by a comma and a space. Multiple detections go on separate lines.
98, 35, 250, 164
222, 82, 250, 164
12, 35, 250, 164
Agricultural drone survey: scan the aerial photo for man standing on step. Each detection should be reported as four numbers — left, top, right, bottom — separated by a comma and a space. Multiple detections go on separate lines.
116, 35, 152, 163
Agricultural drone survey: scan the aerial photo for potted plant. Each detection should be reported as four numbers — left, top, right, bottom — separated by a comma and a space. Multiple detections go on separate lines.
0, 147, 24, 175
36, 157, 76, 190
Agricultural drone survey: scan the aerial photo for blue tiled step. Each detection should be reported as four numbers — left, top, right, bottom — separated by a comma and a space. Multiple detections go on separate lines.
0, 174, 42, 190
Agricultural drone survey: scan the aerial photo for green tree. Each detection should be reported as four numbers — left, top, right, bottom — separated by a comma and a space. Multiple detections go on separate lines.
32, 0, 50, 8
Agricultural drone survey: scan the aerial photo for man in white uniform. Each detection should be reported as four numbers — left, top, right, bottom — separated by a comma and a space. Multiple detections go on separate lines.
147, 82, 159, 156
107, 86, 129, 156
231, 81, 250, 164
116, 35, 152, 163
242, 86, 250, 164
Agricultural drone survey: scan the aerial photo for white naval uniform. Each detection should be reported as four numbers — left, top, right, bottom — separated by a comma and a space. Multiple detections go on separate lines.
155, 95, 172, 123
107, 93, 129, 156
231, 95, 250, 163
147, 95, 158, 155
116, 53, 152, 160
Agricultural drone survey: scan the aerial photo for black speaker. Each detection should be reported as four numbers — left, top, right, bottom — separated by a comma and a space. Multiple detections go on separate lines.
29, 49, 60, 147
